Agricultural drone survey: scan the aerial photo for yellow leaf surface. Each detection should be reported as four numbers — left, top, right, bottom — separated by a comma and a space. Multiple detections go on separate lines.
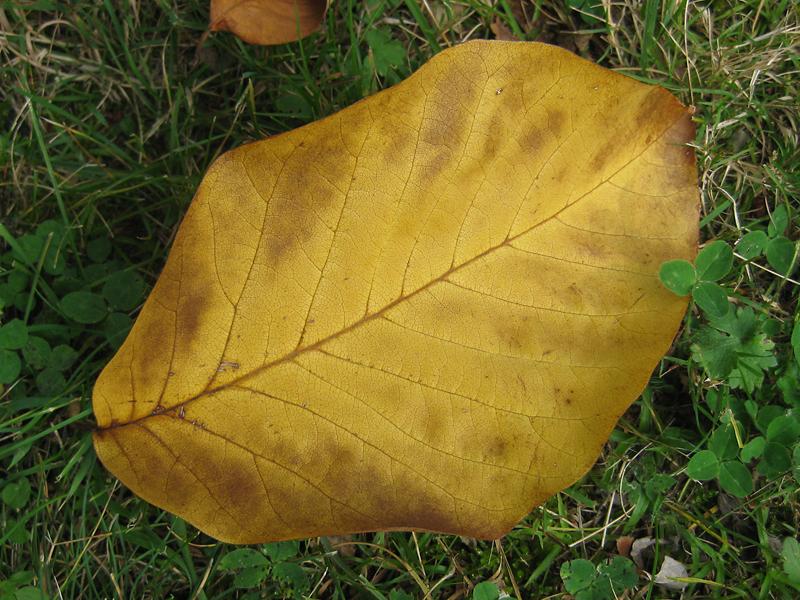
209, 0, 326, 45
93, 41, 699, 544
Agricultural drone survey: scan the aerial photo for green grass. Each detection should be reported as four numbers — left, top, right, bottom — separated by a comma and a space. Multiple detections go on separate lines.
1, 0, 799, 598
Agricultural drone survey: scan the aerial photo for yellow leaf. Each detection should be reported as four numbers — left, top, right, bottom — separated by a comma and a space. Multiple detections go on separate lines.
209, 0, 327, 45
93, 41, 698, 543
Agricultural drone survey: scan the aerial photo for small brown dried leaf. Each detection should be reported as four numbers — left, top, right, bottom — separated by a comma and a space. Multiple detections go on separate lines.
210, 0, 327, 45
491, 18, 517, 41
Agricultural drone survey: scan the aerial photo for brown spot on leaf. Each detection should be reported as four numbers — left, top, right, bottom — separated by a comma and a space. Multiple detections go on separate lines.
547, 108, 567, 136
494, 318, 531, 352
487, 435, 510, 461
176, 293, 210, 349
589, 139, 616, 172
264, 233, 294, 263
520, 126, 544, 154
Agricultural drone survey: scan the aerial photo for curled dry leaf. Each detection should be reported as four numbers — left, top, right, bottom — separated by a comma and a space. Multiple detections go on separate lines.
490, 18, 517, 41
210, 0, 327, 45
616, 535, 634, 558
630, 536, 657, 568
654, 556, 689, 591
92, 41, 699, 544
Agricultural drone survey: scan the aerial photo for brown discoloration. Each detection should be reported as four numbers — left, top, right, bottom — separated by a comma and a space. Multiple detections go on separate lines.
264, 232, 294, 263
634, 87, 672, 128
552, 161, 572, 186
480, 114, 505, 164
216, 461, 264, 523
324, 437, 359, 471
423, 410, 446, 441
663, 111, 698, 169
546, 108, 567, 137
487, 435, 510, 461
176, 293, 210, 349
520, 125, 544, 154
419, 147, 453, 184
579, 239, 608, 260
395, 500, 459, 535
386, 467, 460, 534
377, 122, 415, 178
260, 134, 354, 266
133, 308, 171, 382
633, 87, 694, 162
493, 317, 532, 353
588, 139, 616, 172
421, 62, 482, 157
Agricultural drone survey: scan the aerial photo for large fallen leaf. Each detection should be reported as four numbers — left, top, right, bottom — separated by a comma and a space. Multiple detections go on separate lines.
93, 41, 698, 544
209, 0, 327, 45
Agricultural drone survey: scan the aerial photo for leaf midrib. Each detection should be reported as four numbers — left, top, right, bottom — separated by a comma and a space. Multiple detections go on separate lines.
98, 106, 685, 432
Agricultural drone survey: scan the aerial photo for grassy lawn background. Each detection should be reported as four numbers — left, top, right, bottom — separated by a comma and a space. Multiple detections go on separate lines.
1, 0, 799, 598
